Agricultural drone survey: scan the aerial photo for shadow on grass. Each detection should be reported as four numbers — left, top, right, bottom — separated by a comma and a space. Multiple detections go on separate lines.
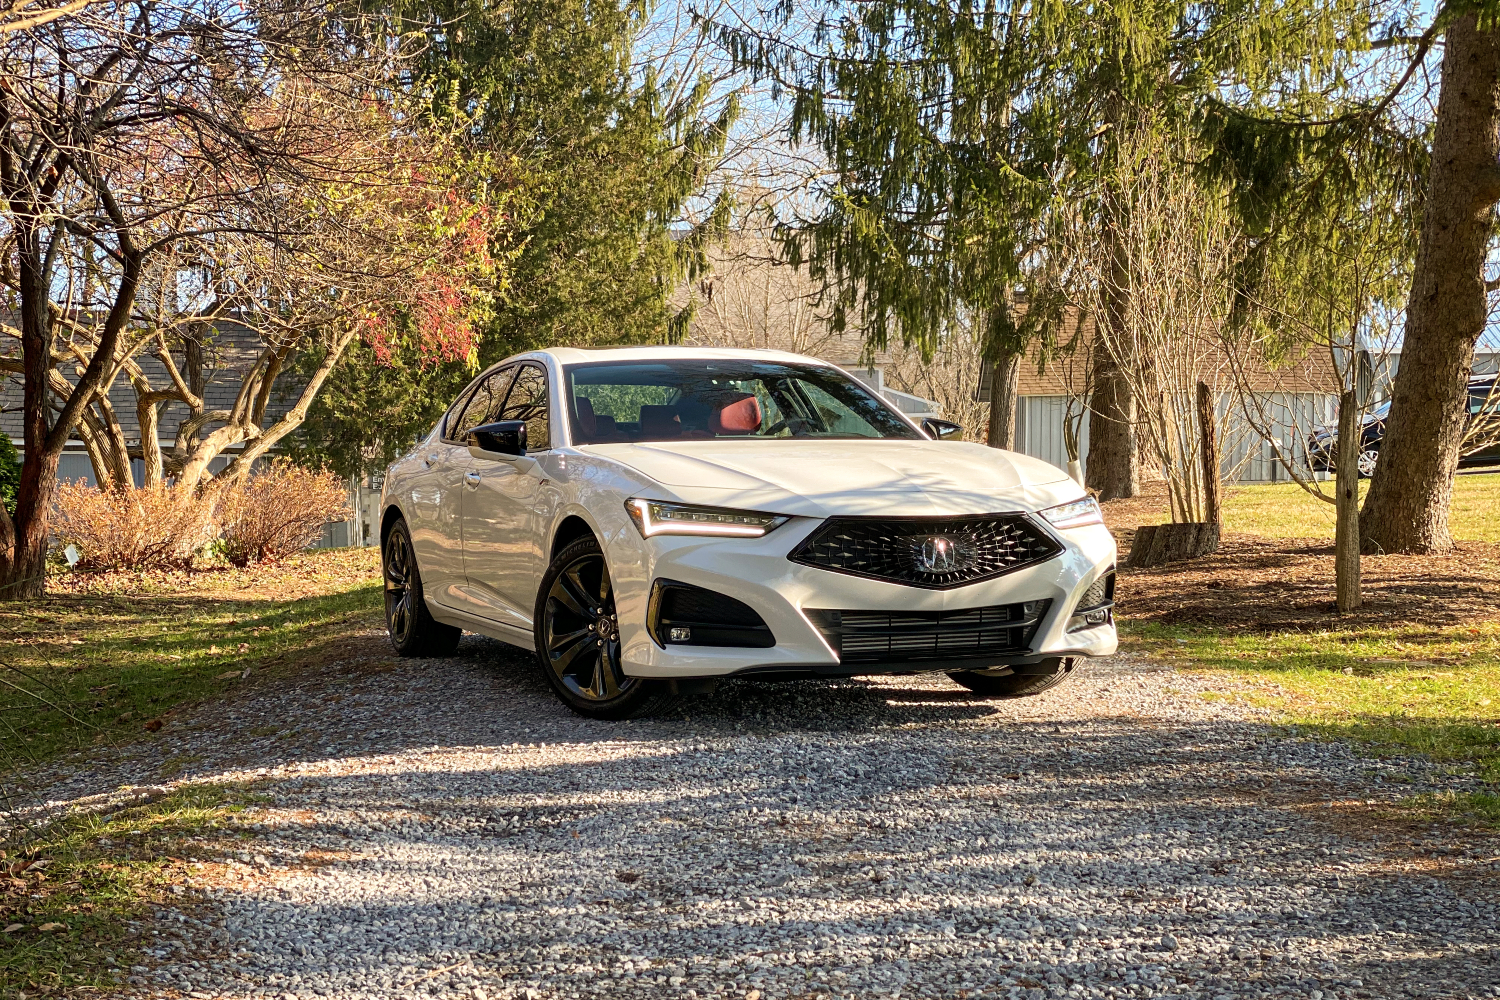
0, 784, 257, 996
0, 580, 384, 770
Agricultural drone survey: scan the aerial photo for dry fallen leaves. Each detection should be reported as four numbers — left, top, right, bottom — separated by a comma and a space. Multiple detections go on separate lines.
37, 922, 66, 932
2, 923, 23, 933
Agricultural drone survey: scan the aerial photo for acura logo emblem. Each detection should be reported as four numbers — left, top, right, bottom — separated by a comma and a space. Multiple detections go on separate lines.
915, 535, 962, 573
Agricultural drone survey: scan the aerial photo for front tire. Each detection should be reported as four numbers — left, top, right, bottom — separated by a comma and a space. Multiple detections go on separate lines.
534, 536, 679, 720
383, 517, 461, 657
1357, 448, 1380, 478
950, 657, 1078, 698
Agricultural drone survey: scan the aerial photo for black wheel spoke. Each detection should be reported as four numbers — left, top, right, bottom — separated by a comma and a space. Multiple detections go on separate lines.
391, 591, 410, 637
550, 570, 593, 617
549, 629, 596, 676
593, 646, 622, 698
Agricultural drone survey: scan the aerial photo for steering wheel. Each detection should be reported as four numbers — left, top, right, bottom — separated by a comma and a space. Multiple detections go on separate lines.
762, 416, 816, 437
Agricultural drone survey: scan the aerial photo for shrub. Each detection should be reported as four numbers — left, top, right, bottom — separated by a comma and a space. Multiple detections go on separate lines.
216, 462, 350, 566
51, 481, 217, 570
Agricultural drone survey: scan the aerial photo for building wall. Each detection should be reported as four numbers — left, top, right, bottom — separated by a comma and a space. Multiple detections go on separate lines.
1014, 392, 1336, 484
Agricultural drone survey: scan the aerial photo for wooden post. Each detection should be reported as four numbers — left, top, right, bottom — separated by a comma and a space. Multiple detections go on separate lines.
1335, 388, 1362, 612
1196, 381, 1221, 527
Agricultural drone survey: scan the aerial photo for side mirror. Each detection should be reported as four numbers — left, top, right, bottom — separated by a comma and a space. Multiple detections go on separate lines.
921, 417, 964, 441
468, 420, 527, 459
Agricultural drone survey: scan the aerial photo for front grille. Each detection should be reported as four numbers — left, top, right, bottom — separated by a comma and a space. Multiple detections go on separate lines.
788, 513, 1062, 589
804, 600, 1050, 664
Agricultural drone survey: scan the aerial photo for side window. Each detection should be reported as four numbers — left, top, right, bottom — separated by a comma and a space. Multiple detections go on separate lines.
499, 363, 551, 450
447, 367, 516, 442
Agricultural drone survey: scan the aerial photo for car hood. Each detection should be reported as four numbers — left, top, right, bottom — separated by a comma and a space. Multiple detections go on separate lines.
584, 439, 1080, 517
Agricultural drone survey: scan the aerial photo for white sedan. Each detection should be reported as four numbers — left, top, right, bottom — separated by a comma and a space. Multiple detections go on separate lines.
379, 346, 1117, 718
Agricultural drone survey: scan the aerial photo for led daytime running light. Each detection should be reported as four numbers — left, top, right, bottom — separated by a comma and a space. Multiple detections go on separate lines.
625, 498, 789, 538
1038, 496, 1104, 529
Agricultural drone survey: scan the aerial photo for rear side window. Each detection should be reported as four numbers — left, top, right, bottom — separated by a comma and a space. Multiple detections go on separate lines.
447, 366, 516, 442
499, 363, 551, 450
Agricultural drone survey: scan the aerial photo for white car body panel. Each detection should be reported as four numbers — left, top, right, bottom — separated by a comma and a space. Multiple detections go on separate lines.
380, 346, 1118, 676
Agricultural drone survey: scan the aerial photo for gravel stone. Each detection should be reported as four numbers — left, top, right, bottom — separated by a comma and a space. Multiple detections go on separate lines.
24, 633, 1500, 999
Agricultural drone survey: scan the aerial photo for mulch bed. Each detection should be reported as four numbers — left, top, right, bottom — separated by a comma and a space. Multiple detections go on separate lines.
1102, 486, 1500, 633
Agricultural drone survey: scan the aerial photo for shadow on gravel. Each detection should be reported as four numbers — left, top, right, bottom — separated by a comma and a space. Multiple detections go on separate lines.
38, 635, 1500, 1000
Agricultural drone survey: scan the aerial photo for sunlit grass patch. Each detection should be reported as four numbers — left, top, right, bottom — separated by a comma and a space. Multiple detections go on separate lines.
1221, 472, 1500, 542
1126, 620, 1500, 784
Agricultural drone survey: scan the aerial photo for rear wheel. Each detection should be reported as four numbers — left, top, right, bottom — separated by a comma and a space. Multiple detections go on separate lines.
949, 657, 1078, 698
535, 536, 679, 719
1357, 448, 1380, 478
384, 517, 461, 657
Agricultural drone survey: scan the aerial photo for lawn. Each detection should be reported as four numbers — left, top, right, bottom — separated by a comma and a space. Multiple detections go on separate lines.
1223, 470, 1500, 542
0, 547, 383, 769
1108, 473, 1500, 824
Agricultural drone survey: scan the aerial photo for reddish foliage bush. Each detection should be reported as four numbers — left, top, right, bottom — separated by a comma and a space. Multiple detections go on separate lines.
51, 481, 217, 570
216, 462, 350, 567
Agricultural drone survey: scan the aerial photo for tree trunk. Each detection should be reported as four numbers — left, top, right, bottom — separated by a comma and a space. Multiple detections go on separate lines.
1361, 14, 1500, 554
1086, 354, 1138, 501
987, 350, 1020, 450
1086, 183, 1139, 500
1128, 522, 1219, 567
0, 232, 57, 599
1335, 389, 1362, 611
1196, 381, 1221, 527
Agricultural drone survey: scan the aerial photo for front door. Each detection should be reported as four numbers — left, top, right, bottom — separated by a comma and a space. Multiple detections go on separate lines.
462, 362, 554, 631
408, 366, 515, 610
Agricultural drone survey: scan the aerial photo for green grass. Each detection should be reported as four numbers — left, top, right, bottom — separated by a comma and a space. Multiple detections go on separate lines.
0, 547, 382, 769
1125, 620, 1500, 784
1219, 470, 1500, 542
0, 784, 256, 998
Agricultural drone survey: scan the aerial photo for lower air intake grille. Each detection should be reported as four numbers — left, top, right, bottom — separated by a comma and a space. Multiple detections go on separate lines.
649, 579, 775, 648
804, 600, 1050, 664
788, 513, 1062, 589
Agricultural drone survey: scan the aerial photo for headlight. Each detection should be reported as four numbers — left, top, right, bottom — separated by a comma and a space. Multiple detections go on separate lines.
625, 498, 790, 538
1038, 496, 1104, 529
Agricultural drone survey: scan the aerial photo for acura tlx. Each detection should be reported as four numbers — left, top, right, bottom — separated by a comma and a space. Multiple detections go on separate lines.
378, 346, 1117, 718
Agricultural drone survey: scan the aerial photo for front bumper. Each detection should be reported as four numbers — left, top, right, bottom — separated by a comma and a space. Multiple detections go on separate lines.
604, 515, 1118, 679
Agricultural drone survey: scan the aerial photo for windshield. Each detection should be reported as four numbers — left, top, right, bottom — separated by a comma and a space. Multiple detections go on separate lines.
564, 359, 922, 444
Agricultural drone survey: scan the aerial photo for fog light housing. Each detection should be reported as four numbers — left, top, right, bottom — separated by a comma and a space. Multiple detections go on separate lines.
1066, 570, 1115, 633
669, 627, 692, 642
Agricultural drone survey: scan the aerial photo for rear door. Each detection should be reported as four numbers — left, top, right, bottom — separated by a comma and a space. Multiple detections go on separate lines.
406, 366, 514, 609
461, 362, 554, 630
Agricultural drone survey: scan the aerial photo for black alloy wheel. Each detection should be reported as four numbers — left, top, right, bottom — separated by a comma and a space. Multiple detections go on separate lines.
535, 536, 678, 719
383, 517, 461, 657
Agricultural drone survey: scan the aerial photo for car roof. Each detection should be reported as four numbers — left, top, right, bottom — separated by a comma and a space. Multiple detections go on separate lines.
538, 345, 832, 366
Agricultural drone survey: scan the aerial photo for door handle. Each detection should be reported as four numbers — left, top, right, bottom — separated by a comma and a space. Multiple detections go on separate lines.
464, 470, 482, 487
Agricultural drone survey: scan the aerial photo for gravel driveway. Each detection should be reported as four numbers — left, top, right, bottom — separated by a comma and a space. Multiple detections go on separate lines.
33, 634, 1500, 1000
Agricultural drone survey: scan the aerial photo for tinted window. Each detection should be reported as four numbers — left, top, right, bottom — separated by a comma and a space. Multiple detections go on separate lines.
564, 360, 920, 443
447, 366, 516, 442
499, 364, 551, 450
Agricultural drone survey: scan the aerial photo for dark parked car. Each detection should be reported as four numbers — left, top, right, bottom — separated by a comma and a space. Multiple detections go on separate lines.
1308, 377, 1500, 477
